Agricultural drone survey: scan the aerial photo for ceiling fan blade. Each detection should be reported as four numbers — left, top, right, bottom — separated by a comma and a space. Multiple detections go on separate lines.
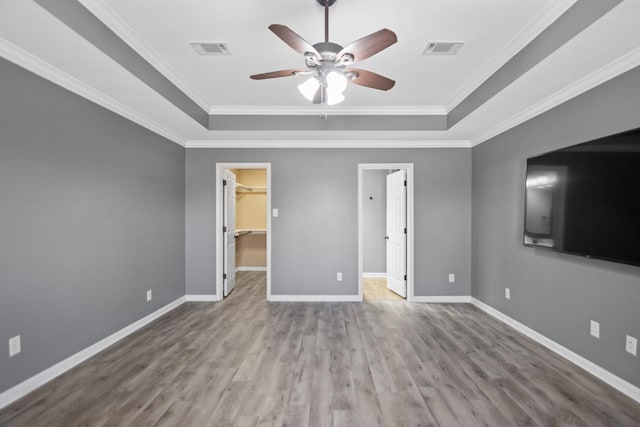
269, 24, 321, 58
250, 69, 308, 80
347, 69, 395, 91
313, 86, 326, 104
337, 29, 397, 63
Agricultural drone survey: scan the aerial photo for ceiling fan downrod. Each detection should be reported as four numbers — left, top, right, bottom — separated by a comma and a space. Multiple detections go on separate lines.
317, 0, 336, 43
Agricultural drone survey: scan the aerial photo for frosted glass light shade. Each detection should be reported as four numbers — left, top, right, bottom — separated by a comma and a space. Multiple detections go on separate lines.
327, 92, 345, 106
326, 71, 348, 93
326, 71, 347, 105
298, 77, 320, 101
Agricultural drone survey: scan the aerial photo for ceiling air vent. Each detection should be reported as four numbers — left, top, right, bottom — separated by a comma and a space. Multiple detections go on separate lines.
422, 41, 464, 55
190, 42, 231, 55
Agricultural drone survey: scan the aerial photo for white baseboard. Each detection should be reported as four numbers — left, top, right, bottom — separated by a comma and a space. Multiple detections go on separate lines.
236, 266, 267, 272
0, 296, 186, 410
185, 294, 220, 302
363, 272, 387, 278
412, 295, 472, 303
269, 295, 362, 302
471, 297, 640, 404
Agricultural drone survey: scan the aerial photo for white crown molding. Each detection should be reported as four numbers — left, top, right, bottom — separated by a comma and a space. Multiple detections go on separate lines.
209, 106, 448, 116
0, 296, 185, 411
471, 298, 640, 404
444, 0, 577, 112
412, 296, 472, 303
185, 294, 220, 302
269, 294, 362, 302
471, 46, 640, 147
185, 140, 471, 149
79, 0, 211, 112
0, 37, 186, 147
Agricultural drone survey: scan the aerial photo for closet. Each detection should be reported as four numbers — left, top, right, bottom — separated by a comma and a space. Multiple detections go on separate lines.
232, 169, 267, 272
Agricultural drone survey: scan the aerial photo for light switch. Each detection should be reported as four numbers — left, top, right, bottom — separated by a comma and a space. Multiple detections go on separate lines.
590, 320, 600, 338
9, 336, 21, 357
272, 208, 279, 217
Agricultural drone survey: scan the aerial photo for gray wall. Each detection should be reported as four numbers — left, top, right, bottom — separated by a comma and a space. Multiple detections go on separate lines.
472, 66, 640, 387
186, 148, 471, 297
362, 170, 387, 273
0, 58, 185, 394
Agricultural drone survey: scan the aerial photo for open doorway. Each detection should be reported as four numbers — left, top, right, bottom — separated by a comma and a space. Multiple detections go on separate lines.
358, 164, 414, 302
216, 163, 271, 301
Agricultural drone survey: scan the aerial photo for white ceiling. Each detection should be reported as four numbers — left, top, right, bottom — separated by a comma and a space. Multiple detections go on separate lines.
86, 0, 559, 109
1, 0, 639, 145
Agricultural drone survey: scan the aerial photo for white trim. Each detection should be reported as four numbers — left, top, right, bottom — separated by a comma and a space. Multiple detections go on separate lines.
471, 46, 640, 147
185, 294, 220, 302
363, 272, 387, 278
216, 163, 272, 301
269, 295, 361, 302
412, 296, 472, 303
186, 140, 471, 149
0, 37, 186, 147
358, 164, 415, 303
444, 0, 577, 112
236, 266, 268, 272
0, 296, 185, 410
79, 0, 211, 112
209, 106, 447, 116
471, 297, 640, 404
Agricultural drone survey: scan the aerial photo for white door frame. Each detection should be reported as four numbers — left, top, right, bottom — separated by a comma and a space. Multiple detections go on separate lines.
216, 163, 272, 301
358, 164, 415, 302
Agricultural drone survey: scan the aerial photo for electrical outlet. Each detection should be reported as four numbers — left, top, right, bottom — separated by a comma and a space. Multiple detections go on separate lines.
336, 272, 342, 281
505, 288, 511, 300
272, 208, 279, 217
590, 320, 600, 338
146, 290, 152, 302
626, 335, 637, 356
448, 274, 455, 283
9, 335, 21, 357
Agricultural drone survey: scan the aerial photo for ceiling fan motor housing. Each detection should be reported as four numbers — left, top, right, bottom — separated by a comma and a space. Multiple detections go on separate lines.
316, 0, 337, 6
308, 42, 354, 68
312, 42, 341, 60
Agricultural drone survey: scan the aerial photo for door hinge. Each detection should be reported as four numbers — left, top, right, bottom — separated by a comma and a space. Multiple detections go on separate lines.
404, 180, 407, 187
223, 226, 227, 232
404, 227, 407, 234
223, 179, 227, 186
404, 274, 407, 281
223, 273, 227, 280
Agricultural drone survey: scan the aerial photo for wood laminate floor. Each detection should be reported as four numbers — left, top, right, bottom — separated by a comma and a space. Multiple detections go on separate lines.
1, 271, 639, 426
363, 277, 405, 301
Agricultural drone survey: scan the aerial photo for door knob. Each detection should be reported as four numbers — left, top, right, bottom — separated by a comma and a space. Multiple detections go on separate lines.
385, 236, 389, 240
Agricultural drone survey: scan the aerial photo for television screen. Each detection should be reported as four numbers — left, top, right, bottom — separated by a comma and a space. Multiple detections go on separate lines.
524, 127, 640, 266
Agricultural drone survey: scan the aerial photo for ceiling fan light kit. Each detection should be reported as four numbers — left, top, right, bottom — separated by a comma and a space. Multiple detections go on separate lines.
250, 0, 397, 106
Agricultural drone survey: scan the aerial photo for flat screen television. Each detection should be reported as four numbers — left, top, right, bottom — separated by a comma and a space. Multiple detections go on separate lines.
524, 127, 640, 266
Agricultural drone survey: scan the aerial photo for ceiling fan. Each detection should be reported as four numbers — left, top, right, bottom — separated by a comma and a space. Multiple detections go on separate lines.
250, 0, 397, 106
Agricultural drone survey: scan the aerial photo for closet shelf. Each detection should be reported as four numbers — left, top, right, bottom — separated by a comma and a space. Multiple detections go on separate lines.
235, 229, 267, 236
236, 183, 267, 193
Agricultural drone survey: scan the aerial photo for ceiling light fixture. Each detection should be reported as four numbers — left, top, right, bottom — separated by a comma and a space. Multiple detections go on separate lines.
251, 0, 397, 106
298, 70, 349, 105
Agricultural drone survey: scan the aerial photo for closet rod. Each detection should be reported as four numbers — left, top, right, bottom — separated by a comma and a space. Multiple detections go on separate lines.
236, 182, 267, 193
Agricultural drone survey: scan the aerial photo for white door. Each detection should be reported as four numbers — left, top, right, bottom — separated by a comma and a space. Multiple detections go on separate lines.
223, 170, 236, 296
386, 170, 407, 298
